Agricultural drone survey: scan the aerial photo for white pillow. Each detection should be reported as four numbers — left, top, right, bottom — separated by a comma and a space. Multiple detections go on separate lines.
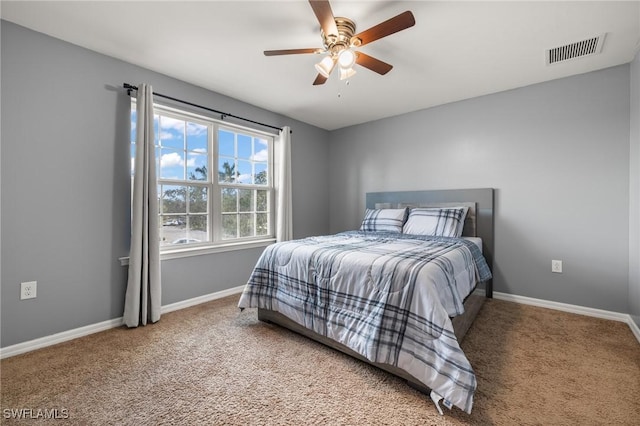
402, 207, 469, 238
360, 208, 408, 233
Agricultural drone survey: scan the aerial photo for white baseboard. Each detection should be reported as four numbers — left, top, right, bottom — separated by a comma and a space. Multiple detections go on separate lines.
3, 287, 636, 359
161, 285, 245, 314
0, 285, 246, 359
0, 317, 124, 360
494, 292, 640, 344
630, 318, 640, 343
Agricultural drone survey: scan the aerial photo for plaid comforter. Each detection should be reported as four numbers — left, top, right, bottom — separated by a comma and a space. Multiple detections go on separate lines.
238, 231, 492, 413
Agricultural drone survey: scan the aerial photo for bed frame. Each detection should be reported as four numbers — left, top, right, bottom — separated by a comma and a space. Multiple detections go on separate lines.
258, 188, 494, 395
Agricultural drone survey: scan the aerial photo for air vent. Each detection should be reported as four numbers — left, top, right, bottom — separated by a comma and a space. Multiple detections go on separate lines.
546, 34, 606, 65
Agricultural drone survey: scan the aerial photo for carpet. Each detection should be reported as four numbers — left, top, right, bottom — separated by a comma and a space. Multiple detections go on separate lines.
1, 296, 638, 425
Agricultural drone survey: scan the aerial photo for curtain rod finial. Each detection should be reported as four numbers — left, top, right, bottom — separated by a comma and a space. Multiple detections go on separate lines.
123, 83, 137, 96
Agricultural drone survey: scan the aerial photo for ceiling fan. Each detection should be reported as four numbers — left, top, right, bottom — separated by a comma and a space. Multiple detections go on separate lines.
264, 0, 416, 85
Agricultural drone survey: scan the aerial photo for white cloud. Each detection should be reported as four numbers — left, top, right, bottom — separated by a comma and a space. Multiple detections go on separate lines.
237, 173, 252, 183
252, 148, 268, 162
187, 122, 207, 136
161, 152, 184, 168
159, 131, 175, 140
160, 116, 184, 132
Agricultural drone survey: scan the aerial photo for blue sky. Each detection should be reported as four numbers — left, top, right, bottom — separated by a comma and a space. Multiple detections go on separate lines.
131, 109, 269, 183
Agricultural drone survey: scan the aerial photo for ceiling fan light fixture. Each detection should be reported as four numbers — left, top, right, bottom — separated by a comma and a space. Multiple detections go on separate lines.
337, 48, 356, 69
339, 67, 356, 80
314, 56, 335, 78
264, 2, 416, 86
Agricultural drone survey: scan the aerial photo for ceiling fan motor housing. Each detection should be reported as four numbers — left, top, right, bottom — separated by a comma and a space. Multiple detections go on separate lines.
321, 17, 360, 56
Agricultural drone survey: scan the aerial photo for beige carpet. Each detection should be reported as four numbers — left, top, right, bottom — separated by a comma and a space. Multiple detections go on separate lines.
1, 296, 638, 425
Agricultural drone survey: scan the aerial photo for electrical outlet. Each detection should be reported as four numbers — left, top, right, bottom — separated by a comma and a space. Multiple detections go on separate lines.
20, 281, 37, 300
551, 260, 563, 274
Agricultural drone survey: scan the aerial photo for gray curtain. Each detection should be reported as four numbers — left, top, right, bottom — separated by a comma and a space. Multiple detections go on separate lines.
275, 126, 292, 242
123, 83, 161, 327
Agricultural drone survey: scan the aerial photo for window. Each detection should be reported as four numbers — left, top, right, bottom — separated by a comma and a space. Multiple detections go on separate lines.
131, 102, 275, 251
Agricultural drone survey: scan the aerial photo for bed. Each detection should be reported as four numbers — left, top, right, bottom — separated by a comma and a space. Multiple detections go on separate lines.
238, 188, 494, 414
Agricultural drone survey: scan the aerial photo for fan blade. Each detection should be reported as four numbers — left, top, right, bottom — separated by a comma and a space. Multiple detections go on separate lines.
355, 52, 393, 75
351, 11, 415, 47
264, 48, 322, 56
313, 74, 328, 85
309, 0, 338, 37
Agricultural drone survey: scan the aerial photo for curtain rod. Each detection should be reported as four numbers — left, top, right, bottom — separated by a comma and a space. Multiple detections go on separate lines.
123, 83, 286, 133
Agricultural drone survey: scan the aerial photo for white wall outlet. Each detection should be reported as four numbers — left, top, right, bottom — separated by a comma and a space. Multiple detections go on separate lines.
20, 281, 37, 300
551, 260, 563, 273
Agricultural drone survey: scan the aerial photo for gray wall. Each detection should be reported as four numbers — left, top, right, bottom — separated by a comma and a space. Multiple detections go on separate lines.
2, 18, 637, 349
329, 65, 631, 314
630, 49, 640, 329
0, 21, 330, 348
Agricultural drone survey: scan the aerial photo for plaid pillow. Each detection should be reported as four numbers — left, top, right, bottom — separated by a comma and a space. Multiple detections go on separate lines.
402, 207, 469, 238
360, 208, 408, 233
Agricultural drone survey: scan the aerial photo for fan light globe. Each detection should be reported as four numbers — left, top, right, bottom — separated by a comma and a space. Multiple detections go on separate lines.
338, 49, 356, 69
315, 56, 335, 78
340, 67, 356, 80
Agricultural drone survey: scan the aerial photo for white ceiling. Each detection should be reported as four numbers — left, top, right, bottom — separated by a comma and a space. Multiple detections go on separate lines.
2, 1, 639, 130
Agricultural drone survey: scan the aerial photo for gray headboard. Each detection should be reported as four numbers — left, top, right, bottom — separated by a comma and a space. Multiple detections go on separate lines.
366, 188, 494, 298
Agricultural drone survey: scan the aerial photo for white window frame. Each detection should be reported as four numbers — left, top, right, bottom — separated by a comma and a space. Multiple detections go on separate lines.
126, 100, 276, 262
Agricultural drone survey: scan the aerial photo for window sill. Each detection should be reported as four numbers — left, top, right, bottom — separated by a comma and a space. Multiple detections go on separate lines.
119, 238, 275, 266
